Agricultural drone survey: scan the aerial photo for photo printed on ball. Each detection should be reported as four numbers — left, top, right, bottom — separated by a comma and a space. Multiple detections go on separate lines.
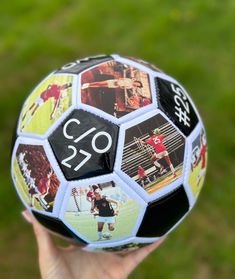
121, 113, 185, 194
81, 60, 152, 118
12, 144, 61, 212
64, 181, 141, 242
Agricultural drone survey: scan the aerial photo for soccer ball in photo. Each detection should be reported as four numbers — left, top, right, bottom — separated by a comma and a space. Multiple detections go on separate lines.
11, 54, 207, 252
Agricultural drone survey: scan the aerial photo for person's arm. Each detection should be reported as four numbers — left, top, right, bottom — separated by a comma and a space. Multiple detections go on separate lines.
138, 138, 146, 145
107, 198, 119, 215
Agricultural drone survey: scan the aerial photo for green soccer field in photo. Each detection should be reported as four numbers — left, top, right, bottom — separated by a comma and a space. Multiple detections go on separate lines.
65, 200, 140, 242
0, 1, 235, 278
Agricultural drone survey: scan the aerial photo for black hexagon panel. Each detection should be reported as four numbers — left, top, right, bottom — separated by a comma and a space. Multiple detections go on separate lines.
49, 109, 119, 180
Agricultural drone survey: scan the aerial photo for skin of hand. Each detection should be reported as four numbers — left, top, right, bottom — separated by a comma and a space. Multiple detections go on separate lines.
22, 210, 164, 279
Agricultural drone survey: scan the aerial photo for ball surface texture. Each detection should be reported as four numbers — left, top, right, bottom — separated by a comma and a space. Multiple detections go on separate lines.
11, 54, 207, 251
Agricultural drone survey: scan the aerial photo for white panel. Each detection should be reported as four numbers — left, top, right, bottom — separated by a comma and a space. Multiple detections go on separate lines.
59, 173, 147, 244
114, 109, 186, 203
85, 235, 163, 252
11, 137, 64, 218
111, 54, 159, 77
132, 236, 162, 243
84, 236, 135, 252
77, 55, 157, 125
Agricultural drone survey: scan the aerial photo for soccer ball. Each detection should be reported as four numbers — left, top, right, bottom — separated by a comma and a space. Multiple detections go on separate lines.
11, 54, 207, 251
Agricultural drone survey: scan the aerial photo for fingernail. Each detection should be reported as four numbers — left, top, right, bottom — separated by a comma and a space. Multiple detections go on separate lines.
21, 210, 33, 223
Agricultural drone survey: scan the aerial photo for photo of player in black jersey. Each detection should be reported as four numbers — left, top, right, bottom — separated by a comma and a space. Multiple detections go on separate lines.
64, 181, 141, 242
91, 187, 119, 240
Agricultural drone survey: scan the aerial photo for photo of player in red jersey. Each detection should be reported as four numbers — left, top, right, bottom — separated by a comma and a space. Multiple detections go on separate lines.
137, 166, 151, 187
86, 185, 102, 216
189, 129, 208, 196
29, 170, 53, 210
21, 82, 72, 130
196, 132, 207, 186
81, 61, 152, 118
121, 114, 185, 194
13, 144, 60, 212
139, 128, 176, 178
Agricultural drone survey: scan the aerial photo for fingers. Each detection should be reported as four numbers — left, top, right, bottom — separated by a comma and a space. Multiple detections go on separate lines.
22, 210, 58, 258
123, 238, 165, 274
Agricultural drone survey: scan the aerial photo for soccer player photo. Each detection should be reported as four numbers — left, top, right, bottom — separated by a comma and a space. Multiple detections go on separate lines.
12, 144, 60, 212
80, 60, 152, 117
189, 128, 208, 196
64, 181, 141, 242
121, 113, 185, 194
20, 74, 73, 135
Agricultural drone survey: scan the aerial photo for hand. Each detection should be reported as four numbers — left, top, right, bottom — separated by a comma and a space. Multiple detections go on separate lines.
22, 210, 164, 279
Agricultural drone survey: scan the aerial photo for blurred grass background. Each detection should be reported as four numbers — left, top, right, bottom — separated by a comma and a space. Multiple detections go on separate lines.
0, 0, 235, 278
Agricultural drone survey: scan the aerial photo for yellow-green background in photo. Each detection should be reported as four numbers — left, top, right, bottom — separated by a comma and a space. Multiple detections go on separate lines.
12, 158, 45, 211
189, 142, 208, 197
189, 155, 208, 197
20, 75, 73, 135
65, 195, 141, 242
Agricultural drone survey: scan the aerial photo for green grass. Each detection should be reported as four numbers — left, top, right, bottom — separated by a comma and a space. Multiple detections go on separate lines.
1, 0, 235, 278
65, 200, 140, 242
